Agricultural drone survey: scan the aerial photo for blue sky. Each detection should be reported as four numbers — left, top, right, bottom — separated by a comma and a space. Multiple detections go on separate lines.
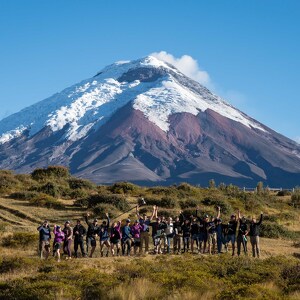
0, 0, 299, 142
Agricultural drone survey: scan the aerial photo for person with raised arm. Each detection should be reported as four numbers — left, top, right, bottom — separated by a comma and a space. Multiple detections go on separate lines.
149, 206, 166, 254
99, 213, 110, 257
73, 219, 87, 258
249, 212, 263, 258
37, 220, 51, 259
110, 220, 122, 256
136, 204, 151, 254
85, 213, 99, 258
53, 225, 65, 262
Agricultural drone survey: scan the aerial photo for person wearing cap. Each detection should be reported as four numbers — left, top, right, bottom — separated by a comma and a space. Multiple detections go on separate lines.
53, 225, 65, 262
136, 205, 152, 254
207, 207, 220, 255
237, 211, 248, 256
63, 221, 73, 260
110, 220, 122, 256
225, 212, 239, 256
121, 219, 133, 256
249, 212, 263, 258
85, 213, 99, 258
37, 220, 51, 259
99, 213, 110, 257
73, 219, 87, 258
131, 219, 143, 255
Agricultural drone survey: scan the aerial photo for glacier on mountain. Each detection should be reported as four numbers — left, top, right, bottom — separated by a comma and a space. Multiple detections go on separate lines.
0, 56, 266, 145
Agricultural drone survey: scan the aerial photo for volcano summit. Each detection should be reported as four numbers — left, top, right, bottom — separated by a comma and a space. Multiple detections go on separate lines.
0, 56, 299, 187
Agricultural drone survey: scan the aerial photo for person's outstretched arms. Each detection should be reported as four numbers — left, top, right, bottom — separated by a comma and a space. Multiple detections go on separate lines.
257, 212, 263, 225
150, 206, 156, 221
217, 206, 221, 219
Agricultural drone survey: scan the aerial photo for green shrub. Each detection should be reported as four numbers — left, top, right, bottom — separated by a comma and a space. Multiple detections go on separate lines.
92, 204, 121, 219
87, 194, 130, 212
68, 178, 96, 190
109, 182, 139, 194
0, 172, 19, 193
29, 193, 64, 209
281, 264, 300, 293
277, 190, 292, 196
70, 188, 89, 199
202, 197, 232, 214
140, 196, 176, 209
260, 222, 297, 239
179, 199, 198, 209
35, 182, 62, 198
31, 166, 70, 181
2, 232, 37, 248
9, 191, 39, 200
73, 197, 89, 207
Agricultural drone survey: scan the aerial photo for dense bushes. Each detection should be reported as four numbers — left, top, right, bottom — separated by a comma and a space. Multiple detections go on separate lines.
87, 194, 130, 212
31, 166, 70, 181
29, 193, 64, 209
260, 222, 297, 239
0, 171, 20, 194
1, 232, 37, 248
109, 182, 139, 194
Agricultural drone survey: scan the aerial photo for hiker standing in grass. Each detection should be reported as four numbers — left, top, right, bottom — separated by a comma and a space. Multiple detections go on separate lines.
73, 219, 87, 258
99, 213, 110, 257
136, 205, 151, 254
181, 217, 191, 253
237, 211, 248, 256
225, 213, 238, 256
190, 217, 201, 254
37, 220, 51, 259
85, 213, 99, 258
122, 219, 133, 256
149, 206, 166, 254
249, 212, 263, 258
53, 225, 65, 262
164, 217, 174, 254
110, 221, 122, 256
131, 220, 143, 255
195, 208, 208, 254
207, 216, 217, 255
63, 221, 73, 260
173, 213, 184, 254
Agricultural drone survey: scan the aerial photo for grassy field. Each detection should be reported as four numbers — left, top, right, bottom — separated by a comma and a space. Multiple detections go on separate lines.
0, 167, 299, 299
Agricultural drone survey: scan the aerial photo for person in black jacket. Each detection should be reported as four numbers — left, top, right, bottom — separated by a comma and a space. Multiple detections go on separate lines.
249, 212, 263, 258
237, 212, 248, 256
85, 213, 99, 258
73, 219, 87, 258
173, 212, 184, 254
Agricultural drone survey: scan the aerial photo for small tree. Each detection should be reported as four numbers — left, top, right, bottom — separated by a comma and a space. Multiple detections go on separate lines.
256, 181, 264, 194
209, 179, 216, 189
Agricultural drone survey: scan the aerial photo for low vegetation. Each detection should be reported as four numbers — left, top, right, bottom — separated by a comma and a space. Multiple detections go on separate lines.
0, 166, 299, 299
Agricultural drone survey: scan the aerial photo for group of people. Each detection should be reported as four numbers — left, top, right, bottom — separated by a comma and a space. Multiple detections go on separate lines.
37, 205, 263, 262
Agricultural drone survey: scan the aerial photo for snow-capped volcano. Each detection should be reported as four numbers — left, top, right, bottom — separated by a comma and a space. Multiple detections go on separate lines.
0, 56, 264, 143
0, 56, 299, 187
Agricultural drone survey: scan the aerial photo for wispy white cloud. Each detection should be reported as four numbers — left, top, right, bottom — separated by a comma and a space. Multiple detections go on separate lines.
151, 51, 211, 87
294, 136, 300, 144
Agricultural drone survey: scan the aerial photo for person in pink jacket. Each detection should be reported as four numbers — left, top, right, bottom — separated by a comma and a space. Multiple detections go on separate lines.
131, 220, 143, 255
110, 221, 122, 256
53, 225, 65, 262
